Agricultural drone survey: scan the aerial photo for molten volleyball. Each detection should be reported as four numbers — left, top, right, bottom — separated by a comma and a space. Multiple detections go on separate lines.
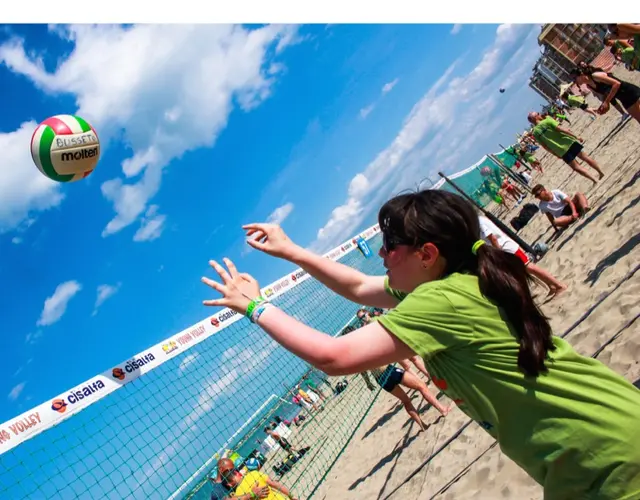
480, 166, 492, 177
30, 115, 100, 182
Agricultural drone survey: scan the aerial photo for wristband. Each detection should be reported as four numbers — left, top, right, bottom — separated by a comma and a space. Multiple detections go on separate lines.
246, 296, 267, 320
251, 303, 272, 324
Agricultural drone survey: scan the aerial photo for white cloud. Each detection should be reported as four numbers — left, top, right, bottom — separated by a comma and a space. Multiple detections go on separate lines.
267, 202, 294, 225
0, 24, 300, 239
179, 353, 199, 372
92, 283, 120, 316
37, 280, 82, 326
382, 78, 399, 94
11, 236, 22, 244
312, 24, 540, 251
8, 382, 26, 401
133, 204, 166, 242
451, 24, 463, 35
0, 122, 64, 234
359, 104, 375, 120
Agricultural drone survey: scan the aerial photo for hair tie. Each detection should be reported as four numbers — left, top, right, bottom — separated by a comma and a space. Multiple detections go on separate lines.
471, 240, 485, 255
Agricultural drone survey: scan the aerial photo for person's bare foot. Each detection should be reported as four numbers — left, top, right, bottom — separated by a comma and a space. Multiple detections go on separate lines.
598, 171, 605, 179
546, 284, 568, 300
438, 406, 452, 418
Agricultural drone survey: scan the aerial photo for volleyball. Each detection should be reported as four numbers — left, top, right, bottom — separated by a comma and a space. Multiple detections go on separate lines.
30, 114, 100, 182
480, 166, 491, 177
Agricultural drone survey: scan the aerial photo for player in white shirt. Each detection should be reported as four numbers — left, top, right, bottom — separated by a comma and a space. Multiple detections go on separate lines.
478, 215, 568, 298
531, 185, 590, 229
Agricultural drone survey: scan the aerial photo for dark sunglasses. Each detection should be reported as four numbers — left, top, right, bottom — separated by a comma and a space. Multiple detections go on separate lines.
220, 468, 239, 479
382, 231, 413, 253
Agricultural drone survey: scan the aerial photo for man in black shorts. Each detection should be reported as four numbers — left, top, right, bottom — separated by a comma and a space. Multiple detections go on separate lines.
532, 184, 590, 229
528, 111, 604, 185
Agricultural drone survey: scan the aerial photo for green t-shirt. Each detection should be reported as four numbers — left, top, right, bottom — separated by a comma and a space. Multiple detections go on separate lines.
378, 273, 640, 499
618, 36, 640, 70
532, 116, 576, 158
566, 94, 586, 108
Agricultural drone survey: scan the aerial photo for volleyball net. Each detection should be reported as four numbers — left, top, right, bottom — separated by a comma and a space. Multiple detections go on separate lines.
0, 227, 387, 500
433, 146, 529, 209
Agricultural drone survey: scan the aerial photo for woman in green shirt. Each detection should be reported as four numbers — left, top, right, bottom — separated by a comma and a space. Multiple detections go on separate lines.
528, 111, 604, 185
202, 190, 640, 499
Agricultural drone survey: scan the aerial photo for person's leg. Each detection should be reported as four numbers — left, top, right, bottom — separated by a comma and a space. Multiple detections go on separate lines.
586, 108, 599, 118
526, 263, 568, 297
552, 215, 577, 228
498, 189, 512, 209
359, 371, 376, 391
409, 355, 431, 382
567, 159, 599, 184
576, 151, 605, 179
612, 99, 628, 117
572, 192, 590, 215
626, 101, 640, 124
397, 359, 413, 372
400, 370, 450, 417
389, 386, 426, 432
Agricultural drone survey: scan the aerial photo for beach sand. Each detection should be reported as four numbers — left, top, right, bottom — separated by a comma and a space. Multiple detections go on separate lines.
308, 67, 640, 500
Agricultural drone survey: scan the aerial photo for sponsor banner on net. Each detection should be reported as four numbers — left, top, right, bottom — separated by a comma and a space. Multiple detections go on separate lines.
0, 375, 119, 455
0, 223, 382, 455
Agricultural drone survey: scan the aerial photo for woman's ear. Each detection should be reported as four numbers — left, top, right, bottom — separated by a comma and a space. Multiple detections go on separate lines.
418, 242, 439, 269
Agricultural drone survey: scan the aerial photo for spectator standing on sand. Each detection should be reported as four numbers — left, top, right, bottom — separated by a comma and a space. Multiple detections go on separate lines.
528, 111, 604, 185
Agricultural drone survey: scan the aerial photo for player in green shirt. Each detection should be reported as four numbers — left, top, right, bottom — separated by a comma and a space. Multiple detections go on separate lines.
202, 189, 640, 500
528, 111, 604, 185
560, 91, 598, 119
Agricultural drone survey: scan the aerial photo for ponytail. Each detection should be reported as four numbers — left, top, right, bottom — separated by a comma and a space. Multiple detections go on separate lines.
475, 244, 555, 377
378, 189, 556, 377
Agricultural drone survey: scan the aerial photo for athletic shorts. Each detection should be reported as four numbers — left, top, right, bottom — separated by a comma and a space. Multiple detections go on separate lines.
375, 366, 404, 393
561, 204, 573, 217
514, 248, 530, 266
562, 141, 583, 164
580, 102, 588, 110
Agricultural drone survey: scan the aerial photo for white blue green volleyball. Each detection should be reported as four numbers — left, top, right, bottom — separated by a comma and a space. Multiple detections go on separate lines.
30, 115, 100, 182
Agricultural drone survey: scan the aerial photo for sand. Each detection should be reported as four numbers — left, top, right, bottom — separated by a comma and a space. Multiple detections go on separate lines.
309, 67, 640, 500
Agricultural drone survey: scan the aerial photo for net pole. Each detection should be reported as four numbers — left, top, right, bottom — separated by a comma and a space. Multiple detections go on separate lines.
498, 143, 533, 172
487, 154, 532, 194
437, 172, 536, 255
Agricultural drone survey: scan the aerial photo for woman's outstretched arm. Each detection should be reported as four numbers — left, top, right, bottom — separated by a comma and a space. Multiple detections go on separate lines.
244, 222, 400, 308
256, 305, 414, 375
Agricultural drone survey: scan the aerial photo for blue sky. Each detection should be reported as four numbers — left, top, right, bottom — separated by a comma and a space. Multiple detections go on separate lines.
0, 24, 546, 427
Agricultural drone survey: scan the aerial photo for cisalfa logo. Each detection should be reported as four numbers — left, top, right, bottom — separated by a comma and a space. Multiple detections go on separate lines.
51, 399, 67, 414
210, 316, 220, 327
112, 367, 125, 380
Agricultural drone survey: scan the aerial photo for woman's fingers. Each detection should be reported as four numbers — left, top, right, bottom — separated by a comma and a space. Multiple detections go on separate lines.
201, 276, 224, 293
209, 260, 231, 284
240, 273, 256, 284
223, 257, 239, 279
242, 223, 270, 232
246, 238, 267, 251
203, 298, 225, 307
